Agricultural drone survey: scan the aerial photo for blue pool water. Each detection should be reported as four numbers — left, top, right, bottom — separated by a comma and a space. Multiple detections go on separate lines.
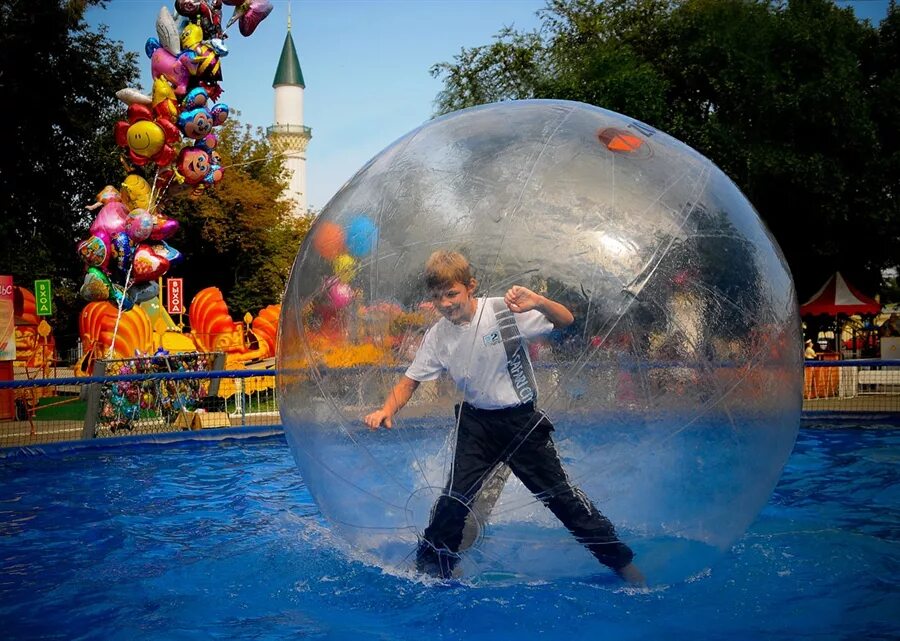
1, 424, 897, 641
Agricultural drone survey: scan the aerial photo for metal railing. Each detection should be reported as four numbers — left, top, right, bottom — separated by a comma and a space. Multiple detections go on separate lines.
2, 360, 898, 449
803, 359, 900, 414
0, 366, 279, 449
266, 124, 312, 137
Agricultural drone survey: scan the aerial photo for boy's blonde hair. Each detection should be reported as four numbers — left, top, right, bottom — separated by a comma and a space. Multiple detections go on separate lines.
425, 250, 475, 290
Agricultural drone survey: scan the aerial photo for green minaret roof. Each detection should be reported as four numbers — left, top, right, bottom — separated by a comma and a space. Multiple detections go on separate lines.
273, 31, 305, 88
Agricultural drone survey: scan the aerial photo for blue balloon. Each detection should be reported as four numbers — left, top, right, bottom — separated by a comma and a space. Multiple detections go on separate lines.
344, 215, 378, 257
151, 241, 183, 264
111, 232, 134, 273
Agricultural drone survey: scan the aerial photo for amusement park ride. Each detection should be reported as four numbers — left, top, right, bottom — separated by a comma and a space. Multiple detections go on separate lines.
75, 286, 280, 375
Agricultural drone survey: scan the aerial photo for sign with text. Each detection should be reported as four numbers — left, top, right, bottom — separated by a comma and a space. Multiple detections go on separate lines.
34, 279, 52, 316
0, 276, 14, 361
167, 278, 185, 315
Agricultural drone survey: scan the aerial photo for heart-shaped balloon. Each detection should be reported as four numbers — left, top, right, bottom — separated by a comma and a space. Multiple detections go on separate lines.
148, 240, 183, 264
237, 0, 272, 37
79, 267, 112, 302
111, 232, 134, 273
130, 280, 160, 303
90, 201, 129, 237
126, 208, 154, 242
149, 214, 180, 240
132, 243, 171, 283
77, 231, 111, 270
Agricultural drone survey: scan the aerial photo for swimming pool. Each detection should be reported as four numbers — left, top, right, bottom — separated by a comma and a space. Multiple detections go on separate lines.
1, 423, 897, 640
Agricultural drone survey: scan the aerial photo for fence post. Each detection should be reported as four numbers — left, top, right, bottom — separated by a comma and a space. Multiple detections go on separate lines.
82, 360, 107, 439
240, 377, 246, 426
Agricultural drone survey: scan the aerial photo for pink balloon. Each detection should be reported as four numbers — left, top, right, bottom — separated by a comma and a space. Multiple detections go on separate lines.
126, 209, 154, 242
328, 281, 354, 309
239, 0, 273, 37
149, 215, 180, 240
90, 202, 129, 237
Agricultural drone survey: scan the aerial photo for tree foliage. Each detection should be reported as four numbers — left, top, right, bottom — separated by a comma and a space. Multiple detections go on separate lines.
162, 118, 312, 317
431, 0, 900, 302
0, 0, 140, 345
0, 2, 310, 348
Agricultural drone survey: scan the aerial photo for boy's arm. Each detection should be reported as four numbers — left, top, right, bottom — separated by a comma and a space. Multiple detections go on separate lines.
364, 375, 420, 429
504, 285, 574, 329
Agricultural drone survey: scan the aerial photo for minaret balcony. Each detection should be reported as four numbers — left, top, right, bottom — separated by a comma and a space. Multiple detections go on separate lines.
267, 124, 312, 138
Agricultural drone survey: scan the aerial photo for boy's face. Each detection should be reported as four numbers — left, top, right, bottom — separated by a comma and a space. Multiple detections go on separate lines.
430, 279, 477, 325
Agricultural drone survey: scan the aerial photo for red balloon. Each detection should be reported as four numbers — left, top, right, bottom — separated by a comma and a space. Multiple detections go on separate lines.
131, 243, 171, 283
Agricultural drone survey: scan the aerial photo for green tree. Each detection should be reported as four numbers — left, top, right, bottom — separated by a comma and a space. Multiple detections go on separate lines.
162, 117, 312, 317
431, 0, 900, 302
0, 0, 140, 349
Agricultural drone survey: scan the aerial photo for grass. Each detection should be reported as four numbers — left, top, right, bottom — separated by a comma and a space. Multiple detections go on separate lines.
32, 395, 87, 421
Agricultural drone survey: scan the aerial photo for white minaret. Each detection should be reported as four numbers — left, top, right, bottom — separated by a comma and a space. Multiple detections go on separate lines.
267, 10, 311, 216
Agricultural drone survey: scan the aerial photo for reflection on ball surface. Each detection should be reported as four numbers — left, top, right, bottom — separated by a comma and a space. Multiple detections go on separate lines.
277, 100, 802, 583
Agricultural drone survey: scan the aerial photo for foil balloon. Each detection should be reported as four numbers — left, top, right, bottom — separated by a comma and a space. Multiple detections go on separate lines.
181, 41, 223, 84
114, 104, 180, 167
177, 88, 229, 140
175, 0, 224, 39
85, 185, 122, 211
109, 285, 135, 311
79, 267, 112, 302
149, 241, 183, 265
155, 6, 181, 55
111, 232, 134, 273
175, 145, 222, 186
77, 233, 111, 271
149, 215, 180, 241
146, 38, 192, 97
180, 21, 204, 50
126, 209, 154, 242
90, 202, 129, 237
115, 88, 152, 106
121, 174, 152, 210
151, 76, 179, 122
130, 280, 160, 304
225, 0, 273, 37
132, 244, 171, 283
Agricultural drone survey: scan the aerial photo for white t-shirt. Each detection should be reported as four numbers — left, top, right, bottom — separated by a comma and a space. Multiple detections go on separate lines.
405, 297, 553, 409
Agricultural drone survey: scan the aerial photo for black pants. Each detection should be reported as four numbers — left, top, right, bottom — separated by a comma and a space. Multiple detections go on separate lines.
415, 402, 634, 578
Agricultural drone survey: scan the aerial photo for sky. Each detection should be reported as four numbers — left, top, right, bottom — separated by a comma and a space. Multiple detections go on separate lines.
86, 0, 547, 211
86, 0, 892, 212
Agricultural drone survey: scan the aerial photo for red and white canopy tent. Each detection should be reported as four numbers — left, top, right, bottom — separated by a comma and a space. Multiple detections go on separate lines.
800, 272, 881, 317
800, 272, 882, 357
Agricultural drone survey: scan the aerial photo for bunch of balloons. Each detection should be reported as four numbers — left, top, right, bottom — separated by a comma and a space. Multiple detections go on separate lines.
98, 350, 213, 433
77, 1, 273, 312
310, 214, 379, 312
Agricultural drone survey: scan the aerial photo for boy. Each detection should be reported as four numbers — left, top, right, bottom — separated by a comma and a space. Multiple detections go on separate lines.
364, 250, 644, 585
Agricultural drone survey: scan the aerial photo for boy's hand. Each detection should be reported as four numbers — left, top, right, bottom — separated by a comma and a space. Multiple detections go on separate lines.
364, 409, 393, 430
504, 285, 543, 314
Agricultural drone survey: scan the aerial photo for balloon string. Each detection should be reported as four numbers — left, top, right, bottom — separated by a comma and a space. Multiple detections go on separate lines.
106, 262, 134, 360
150, 169, 175, 214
